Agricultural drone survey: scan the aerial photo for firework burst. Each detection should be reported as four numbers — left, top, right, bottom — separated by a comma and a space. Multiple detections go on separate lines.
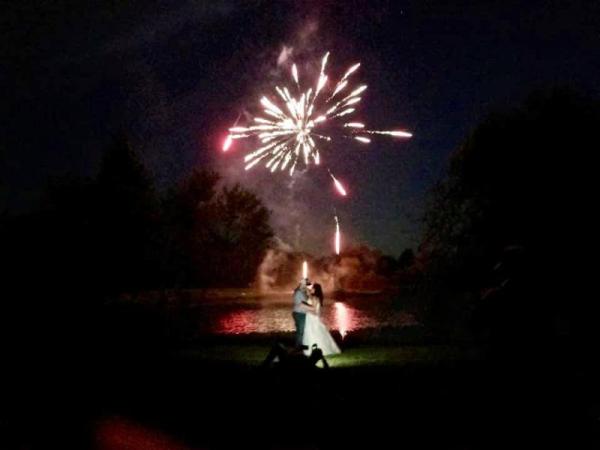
224, 52, 412, 194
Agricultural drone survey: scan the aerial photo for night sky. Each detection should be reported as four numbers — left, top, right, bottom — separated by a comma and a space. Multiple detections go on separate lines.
3, 0, 599, 256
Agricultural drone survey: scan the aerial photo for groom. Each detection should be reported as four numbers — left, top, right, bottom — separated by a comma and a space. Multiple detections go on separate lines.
292, 278, 314, 348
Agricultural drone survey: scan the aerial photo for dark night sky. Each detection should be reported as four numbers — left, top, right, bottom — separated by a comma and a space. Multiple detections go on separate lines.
2, 0, 599, 256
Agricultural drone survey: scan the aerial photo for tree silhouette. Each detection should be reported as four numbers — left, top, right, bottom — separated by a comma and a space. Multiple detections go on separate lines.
163, 171, 273, 288
206, 184, 273, 286
398, 248, 415, 270
3, 134, 275, 294
95, 133, 161, 294
422, 88, 599, 344
162, 169, 221, 287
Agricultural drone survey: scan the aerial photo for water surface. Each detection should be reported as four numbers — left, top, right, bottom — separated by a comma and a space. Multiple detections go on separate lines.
183, 291, 418, 337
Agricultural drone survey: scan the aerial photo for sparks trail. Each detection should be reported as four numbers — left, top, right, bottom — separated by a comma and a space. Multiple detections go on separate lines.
334, 215, 341, 255
224, 52, 412, 195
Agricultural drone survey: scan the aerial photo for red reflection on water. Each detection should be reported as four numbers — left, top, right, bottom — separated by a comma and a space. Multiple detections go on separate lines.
216, 308, 294, 334
334, 302, 352, 338
217, 310, 259, 334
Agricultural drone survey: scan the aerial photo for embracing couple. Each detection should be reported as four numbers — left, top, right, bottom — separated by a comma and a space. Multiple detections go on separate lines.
292, 278, 341, 356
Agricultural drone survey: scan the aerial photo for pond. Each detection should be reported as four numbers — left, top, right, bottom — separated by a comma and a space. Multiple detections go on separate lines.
175, 290, 419, 337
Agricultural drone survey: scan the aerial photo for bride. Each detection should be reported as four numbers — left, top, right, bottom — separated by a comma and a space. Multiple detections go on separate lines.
302, 283, 341, 356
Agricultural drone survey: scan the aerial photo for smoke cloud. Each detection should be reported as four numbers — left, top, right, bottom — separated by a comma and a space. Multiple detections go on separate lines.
256, 240, 397, 294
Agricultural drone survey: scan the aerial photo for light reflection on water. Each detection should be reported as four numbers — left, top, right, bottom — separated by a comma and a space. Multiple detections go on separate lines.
334, 302, 350, 338
195, 294, 417, 336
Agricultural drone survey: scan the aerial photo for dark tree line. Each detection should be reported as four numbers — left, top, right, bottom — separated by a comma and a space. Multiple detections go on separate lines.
419, 88, 599, 357
1, 134, 273, 300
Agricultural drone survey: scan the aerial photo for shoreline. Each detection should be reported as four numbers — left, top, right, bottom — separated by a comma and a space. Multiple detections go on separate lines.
119, 287, 400, 303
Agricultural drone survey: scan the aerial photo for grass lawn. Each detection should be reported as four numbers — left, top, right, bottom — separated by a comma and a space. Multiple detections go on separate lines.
176, 343, 482, 367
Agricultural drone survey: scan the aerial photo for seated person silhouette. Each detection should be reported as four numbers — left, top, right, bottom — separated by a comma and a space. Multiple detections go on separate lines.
261, 342, 329, 370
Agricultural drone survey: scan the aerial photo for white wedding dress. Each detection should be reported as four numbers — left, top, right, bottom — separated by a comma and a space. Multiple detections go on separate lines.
302, 300, 341, 356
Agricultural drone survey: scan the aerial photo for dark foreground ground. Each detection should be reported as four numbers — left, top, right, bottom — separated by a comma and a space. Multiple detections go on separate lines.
3, 335, 600, 450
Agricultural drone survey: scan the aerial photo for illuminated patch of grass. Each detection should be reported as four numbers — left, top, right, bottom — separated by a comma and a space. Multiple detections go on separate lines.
326, 345, 479, 367
178, 344, 480, 367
